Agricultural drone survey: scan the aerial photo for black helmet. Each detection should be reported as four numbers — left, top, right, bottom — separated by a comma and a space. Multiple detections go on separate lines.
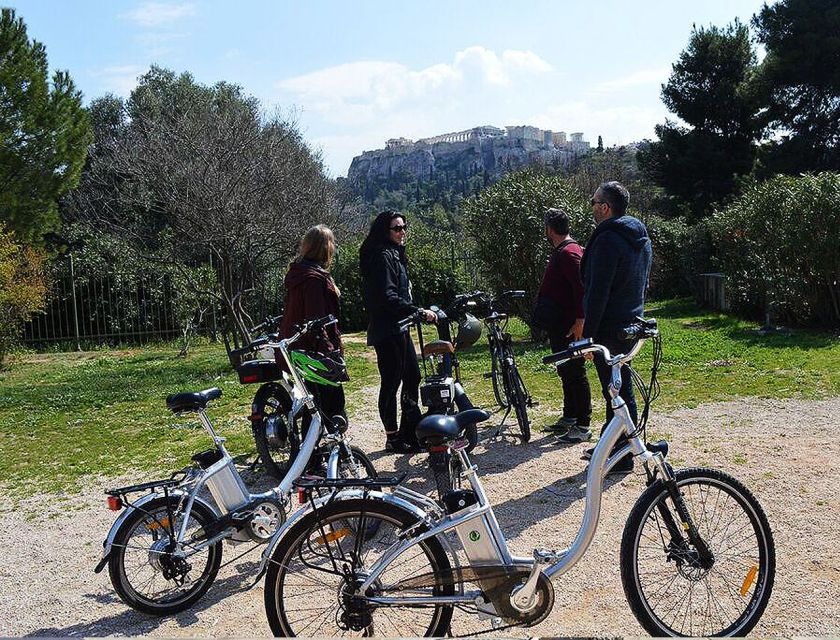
289, 350, 349, 386
454, 313, 482, 349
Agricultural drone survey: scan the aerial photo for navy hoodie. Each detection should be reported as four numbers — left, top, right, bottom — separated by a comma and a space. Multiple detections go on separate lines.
581, 215, 652, 339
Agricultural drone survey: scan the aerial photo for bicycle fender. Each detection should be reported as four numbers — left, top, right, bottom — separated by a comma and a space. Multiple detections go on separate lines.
257, 489, 430, 578
95, 491, 218, 572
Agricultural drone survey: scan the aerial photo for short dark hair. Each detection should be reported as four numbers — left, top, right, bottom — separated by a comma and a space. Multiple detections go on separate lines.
544, 207, 570, 235
598, 181, 630, 216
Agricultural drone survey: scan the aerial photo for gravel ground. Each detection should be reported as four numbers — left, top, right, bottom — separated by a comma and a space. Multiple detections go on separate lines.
2, 396, 838, 637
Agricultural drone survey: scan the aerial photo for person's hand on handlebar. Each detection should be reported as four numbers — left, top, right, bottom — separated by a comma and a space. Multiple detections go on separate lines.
566, 318, 584, 342
420, 309, 437, 323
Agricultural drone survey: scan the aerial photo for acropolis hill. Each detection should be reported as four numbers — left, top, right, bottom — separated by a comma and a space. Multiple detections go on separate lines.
347, 125, 591, 184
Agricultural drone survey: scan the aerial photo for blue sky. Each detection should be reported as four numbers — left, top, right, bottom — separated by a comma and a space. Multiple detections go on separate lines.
9, 1, 771, 176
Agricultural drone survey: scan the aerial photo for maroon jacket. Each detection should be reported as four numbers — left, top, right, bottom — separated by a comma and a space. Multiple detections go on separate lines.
537, 239, 585, 335
279, 259, 342, 354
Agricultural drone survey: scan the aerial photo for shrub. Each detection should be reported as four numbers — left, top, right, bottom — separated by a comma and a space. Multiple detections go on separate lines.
461, 168, 591, 320
711, 173, 840, 327
642, 214, 713, 299
331, 216, 471, 333
0, 224, 48, 365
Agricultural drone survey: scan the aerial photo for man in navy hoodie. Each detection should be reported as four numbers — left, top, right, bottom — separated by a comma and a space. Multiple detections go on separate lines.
581, 181, 652, 473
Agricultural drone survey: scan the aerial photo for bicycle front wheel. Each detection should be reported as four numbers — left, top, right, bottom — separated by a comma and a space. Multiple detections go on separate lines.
264, 498, 455, 637
621, 467, 775, 637
309, 443, 378, 480
490, 345, 509, 409
504, 364, 531, 442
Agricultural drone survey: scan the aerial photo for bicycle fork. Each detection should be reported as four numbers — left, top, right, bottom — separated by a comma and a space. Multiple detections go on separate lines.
647, 462, 715, 569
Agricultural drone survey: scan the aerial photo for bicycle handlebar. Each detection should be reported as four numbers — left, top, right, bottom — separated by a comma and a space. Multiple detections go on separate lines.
249, 314, 337, 352
249, 313, 283, 335
542, 318, 658, 367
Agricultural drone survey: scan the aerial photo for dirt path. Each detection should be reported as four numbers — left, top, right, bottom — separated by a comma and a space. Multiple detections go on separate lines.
2, 396, 838, 637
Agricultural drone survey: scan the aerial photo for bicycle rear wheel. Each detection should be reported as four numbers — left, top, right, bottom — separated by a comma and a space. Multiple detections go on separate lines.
621, 467, 775, 636
108, 496, 222, 615
264, 498, 455, 637
251, 383, 300, 478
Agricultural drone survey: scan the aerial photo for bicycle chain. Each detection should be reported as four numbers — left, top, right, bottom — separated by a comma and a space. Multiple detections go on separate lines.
451, 621, 520, 637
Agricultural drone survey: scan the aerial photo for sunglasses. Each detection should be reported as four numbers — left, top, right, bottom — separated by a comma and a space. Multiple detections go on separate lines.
390, 224, 408, 232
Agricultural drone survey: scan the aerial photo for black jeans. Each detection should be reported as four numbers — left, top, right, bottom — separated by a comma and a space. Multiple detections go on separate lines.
306, 382, 346, 426
593, 335, 638, 444
373, 331, 422, 444
549, 331, 591, 427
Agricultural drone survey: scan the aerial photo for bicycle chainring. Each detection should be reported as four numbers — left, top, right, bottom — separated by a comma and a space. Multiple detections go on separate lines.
489, 570, 555, 627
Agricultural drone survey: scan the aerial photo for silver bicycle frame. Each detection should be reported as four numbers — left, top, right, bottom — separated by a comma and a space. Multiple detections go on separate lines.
100, 323, 337, 562
354, 336, 670, 605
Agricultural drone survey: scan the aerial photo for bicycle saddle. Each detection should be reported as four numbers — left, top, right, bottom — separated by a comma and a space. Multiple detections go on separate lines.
166, 387, 222, 413
422, 340, 454, 357
416, 409, 490, 443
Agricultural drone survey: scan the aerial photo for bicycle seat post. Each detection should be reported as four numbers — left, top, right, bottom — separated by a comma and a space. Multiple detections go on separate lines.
197, 408, 225, 447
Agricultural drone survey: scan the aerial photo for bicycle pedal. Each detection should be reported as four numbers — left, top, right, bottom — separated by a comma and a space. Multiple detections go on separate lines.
528, 400, 539, 407
534, 548, 564, 562
482, 372, 493, 379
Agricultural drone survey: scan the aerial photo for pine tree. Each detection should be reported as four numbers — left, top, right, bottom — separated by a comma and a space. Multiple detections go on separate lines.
0, 9, 91, 243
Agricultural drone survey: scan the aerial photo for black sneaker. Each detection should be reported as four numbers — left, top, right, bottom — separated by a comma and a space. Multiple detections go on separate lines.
556, 426, 592, 443
545, 416, 577, 434
384, 438, 419, 455
581, 446, 595, 460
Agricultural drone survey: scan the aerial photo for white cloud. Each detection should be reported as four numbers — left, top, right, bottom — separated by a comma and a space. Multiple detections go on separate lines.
135, 31, 189, 58
91, 65, 145, 96
275, 47, 674, 175
591, 68, 671, 95
530, 101, 670, 146
276, 46, 553, 128
121, 2, 196, 27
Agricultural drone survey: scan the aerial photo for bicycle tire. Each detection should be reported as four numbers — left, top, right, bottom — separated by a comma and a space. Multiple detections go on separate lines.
251, 383, 301, 479
308, 444, 378, 480
489, 343, 509, 409
108, 496, 222, 615
621, 467, 775, 637
264, 498, 455, 637
504, 363, 531, 442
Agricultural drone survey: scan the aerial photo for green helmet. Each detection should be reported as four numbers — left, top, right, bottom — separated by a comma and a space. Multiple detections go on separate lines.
289, 350, 349, 387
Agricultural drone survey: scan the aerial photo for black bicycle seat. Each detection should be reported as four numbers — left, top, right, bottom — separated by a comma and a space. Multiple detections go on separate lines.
416, 409, 490, 443
166, 387, 222, 413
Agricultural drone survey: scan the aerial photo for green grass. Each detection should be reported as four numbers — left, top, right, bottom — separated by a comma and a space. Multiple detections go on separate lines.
1, 298, 838, 500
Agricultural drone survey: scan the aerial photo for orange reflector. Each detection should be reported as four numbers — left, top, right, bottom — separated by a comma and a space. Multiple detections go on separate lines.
146, 517, 171, 531
106, 495, 122, 511
298, 488, 306, 504
315, 527, 350, 545
740, 565, 758, 597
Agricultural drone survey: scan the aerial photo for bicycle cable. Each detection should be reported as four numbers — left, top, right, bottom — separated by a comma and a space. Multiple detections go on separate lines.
627, 332, 662, 440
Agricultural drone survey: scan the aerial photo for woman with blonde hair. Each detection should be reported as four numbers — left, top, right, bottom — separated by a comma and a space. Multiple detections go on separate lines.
279, 224, 345, 422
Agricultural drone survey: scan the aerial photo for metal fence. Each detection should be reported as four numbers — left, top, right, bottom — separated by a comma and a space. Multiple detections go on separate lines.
22, 255, 284, 349
22, 247, 480, 350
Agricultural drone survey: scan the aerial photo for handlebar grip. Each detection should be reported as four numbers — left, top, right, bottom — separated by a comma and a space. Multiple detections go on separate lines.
619, 317, 658, 340
542, 338, 594, 364
542, 349, 574, 365
311, 314, 336, 329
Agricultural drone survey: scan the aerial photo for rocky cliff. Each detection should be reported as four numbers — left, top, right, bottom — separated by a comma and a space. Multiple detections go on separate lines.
347, 125, 590, 185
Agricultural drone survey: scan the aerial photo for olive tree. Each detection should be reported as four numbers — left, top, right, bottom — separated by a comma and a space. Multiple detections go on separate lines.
67, 67, 335, 343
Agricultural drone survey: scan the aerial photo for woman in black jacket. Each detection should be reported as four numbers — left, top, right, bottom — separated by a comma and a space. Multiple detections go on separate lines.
359, 211, 436, 454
